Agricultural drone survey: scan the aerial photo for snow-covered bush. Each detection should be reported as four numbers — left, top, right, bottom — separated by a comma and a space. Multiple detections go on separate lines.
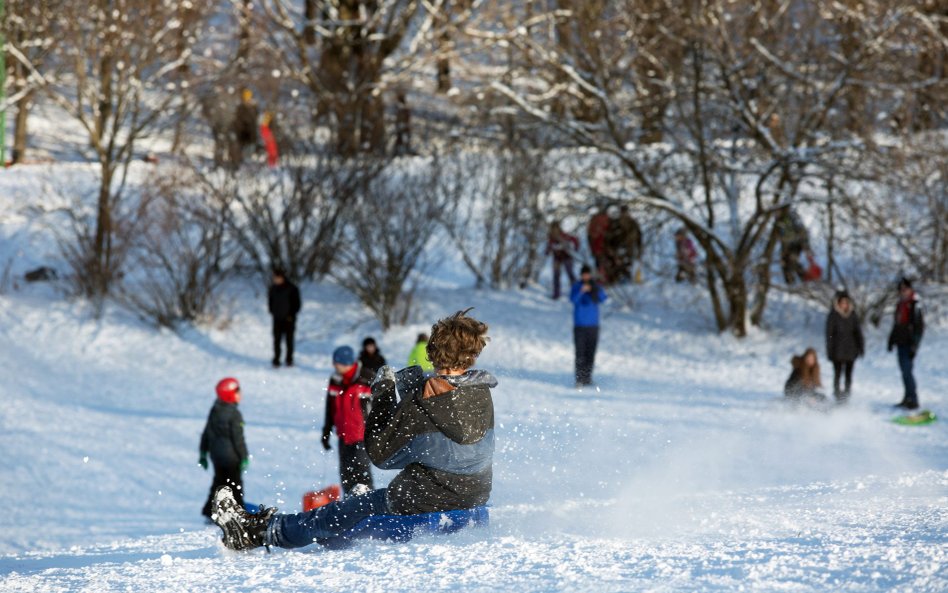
116, 168, 235, 329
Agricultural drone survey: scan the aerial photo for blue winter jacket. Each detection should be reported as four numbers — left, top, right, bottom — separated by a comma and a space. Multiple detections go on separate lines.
570, 281, 607, 327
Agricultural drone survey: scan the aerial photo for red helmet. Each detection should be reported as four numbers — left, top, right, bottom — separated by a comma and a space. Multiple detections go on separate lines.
216, 377, 241, 404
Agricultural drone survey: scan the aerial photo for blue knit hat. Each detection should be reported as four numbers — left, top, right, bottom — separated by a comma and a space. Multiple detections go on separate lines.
332, 346, 355, 365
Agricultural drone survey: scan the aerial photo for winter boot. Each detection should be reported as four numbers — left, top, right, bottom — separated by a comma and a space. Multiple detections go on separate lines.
211, 486, 277, 551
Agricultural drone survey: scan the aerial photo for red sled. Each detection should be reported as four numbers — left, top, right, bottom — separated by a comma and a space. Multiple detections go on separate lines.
803, 254, 822, 282
303, 485, 341, 511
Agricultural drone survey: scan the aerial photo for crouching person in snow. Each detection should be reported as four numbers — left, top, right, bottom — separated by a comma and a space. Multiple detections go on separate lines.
200, 378, 250, 520
210, 309, 496, 550
784, 348, 826, 402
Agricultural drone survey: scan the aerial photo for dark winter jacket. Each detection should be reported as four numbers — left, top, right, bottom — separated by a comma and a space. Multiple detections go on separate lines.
366, 368, 497, 515
233, 102, 259, 146
570, 280, 607, 327
200, 400, 249, 467
358, 350, 387, 377
323, 362, 374, 446
825, 305, 864, 362
268, 281, 301, 321
888, 292, 924, 352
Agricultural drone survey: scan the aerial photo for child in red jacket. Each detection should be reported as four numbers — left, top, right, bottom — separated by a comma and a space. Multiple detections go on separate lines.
321, 346, 375, 495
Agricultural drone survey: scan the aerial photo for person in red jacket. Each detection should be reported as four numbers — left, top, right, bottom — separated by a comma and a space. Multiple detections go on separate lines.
259, 111, 279, 168
321, 346, 375, 495
586, 206, 610, 282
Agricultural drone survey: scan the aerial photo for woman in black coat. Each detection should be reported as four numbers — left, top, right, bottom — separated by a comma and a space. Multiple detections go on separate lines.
825, 291, 864, 401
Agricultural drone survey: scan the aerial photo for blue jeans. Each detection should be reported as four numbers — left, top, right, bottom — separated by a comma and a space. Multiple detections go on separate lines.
266, 488, 389, 549
897, 345, 917, 405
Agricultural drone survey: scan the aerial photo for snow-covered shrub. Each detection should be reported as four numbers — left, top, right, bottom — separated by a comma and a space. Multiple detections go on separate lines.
434, 148, 551, 289
197, 152, 384, 283
116, 168, 235, 328
331, 159, 447, 329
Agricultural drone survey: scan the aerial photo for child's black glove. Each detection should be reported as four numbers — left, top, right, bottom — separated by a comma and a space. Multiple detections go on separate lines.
321, 427, 332, 450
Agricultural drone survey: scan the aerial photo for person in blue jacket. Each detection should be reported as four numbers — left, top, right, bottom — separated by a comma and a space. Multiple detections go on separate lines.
570, 264, 608, 387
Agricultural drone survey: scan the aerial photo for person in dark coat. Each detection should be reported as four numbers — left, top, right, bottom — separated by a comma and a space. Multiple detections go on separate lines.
570, 264, 608, 387
784, 348, 825, 401
321, 346, 375, 495
776, 207, 810, 285
200, 377, 250, 519
825, 290, 865, 401
606, 204, 642, 283
546, 220, 579, 300
674, 227, 698, 283
231, 88, 259, 168
888, 278, 925, 410
210, 309, 496, 551
358, 337, 387, 377
268, 268, 301, 367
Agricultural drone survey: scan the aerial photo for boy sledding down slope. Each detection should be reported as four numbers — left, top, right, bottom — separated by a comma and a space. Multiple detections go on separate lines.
211, 309, 497, 550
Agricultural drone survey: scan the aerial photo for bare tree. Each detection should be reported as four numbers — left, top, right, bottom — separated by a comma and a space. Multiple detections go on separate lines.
259, 0, 420, 155
195, 152, 384, 282
118, 168, 236, 328
332, 160, 446, 329
435, 148, 551, 289
46, 0, 207, 303
1, 0, 64, 164
484, 0, 935, 336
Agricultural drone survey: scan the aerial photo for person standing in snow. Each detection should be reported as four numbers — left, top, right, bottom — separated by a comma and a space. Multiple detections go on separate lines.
358, 336, 387, 377
321, 346, 375, 495
674, 227, 698, 283
231, 88, 259, 168
210, 309, 496, 551
407, 333, 434, 372
200, 377, 250, 520
775, 207, 811, 285
888, 278, 924, 410
825, 290, 864, 401
259, 111, 279, 168
784, 348, 825, 401
606, 204, 642, 283
268, 268, 301, 368
571, 265, 608, 388
586, 206, 610, 282
546, 220, 579, 300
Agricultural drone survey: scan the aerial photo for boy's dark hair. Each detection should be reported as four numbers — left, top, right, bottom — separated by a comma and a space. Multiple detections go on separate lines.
427, 308, 489, 371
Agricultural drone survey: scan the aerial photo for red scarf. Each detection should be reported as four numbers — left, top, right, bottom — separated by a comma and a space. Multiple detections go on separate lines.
897, 291, 915, 325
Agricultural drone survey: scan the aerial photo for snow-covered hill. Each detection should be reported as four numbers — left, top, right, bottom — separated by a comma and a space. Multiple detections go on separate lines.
0, 164, 946, 592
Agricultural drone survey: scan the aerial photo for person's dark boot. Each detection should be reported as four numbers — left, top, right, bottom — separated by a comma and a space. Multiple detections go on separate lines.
211, 486, 277, 551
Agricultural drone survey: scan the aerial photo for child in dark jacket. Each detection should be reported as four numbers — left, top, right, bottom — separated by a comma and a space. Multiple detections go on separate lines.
200, 378, 249, 519
321, 345, 375, 495
358, 337, 387, 377
210, 309, 496, 551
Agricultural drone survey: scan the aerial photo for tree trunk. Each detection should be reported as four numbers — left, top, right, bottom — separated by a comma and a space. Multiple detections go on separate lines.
705, 262, 727, 332
12, 90, 33, 164
750, 219, 781, 327
725, 269, 748, 337
93, 163, 115, 298
303, 0, 318, 45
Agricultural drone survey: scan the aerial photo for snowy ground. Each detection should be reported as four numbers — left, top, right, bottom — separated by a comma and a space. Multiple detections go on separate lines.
0, 164, 946, 592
